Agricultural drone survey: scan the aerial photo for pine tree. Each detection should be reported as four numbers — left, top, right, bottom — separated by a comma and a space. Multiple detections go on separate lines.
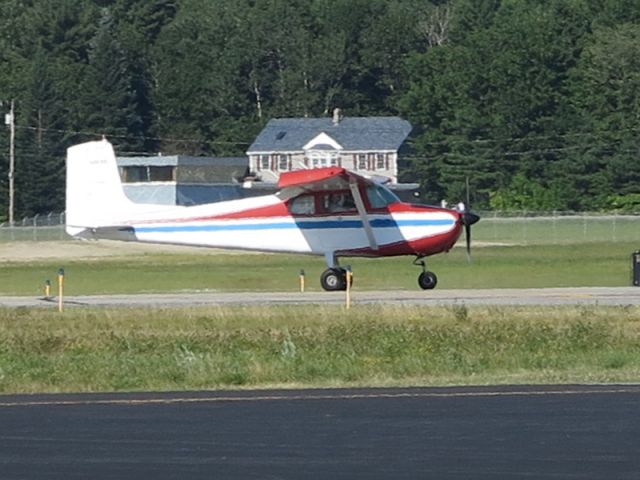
80, 7, 144, 153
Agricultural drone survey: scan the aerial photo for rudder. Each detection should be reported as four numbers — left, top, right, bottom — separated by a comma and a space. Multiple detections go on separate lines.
65, 139, 136, 236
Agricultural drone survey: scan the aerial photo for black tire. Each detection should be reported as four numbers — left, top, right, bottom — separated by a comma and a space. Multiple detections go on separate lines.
321, 268, 347, 291
418, 271, 438, 290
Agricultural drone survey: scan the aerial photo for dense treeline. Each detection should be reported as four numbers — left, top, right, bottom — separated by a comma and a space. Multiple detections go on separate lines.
1, 0, 640, 219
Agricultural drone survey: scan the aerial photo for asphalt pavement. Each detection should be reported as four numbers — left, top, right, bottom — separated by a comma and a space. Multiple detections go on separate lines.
1, 385, 639, 479
1, 287, 640, 308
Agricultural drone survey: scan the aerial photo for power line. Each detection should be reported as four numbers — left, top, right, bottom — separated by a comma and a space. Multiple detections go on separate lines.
12, 120, 640, 151
13, 124, 252, 146
405, 126, 640, 149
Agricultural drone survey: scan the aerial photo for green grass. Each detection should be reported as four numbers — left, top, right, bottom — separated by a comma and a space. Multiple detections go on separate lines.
1, 305, 640, 394
0, 241, 637, 295
2, 241, 638, 394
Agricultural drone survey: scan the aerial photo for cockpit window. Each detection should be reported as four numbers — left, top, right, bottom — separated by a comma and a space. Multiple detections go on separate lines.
366, 184, 399, 209
289, 195, 315, 215
323, 191, 356, 213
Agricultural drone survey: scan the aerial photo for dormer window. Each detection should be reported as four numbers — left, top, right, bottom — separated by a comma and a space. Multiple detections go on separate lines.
310, 151, 339, 168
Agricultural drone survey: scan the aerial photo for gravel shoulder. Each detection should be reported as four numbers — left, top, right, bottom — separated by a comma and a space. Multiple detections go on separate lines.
0, 240, 217, 262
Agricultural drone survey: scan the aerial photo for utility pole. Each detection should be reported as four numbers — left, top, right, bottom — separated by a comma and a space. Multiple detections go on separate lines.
5, 100, 15, 225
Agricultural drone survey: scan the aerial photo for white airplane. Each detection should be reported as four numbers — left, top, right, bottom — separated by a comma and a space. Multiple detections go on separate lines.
66, 139, 479, 290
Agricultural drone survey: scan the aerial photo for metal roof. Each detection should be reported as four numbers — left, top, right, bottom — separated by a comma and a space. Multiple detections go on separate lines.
247, 117, 412, 153
116, 155, 248, 183
116, 155, 247, 167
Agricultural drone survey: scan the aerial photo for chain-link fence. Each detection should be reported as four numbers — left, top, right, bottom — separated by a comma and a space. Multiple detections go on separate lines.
1, 210, 639, 245
0, 213, 68, 241
474, 211, 640, 245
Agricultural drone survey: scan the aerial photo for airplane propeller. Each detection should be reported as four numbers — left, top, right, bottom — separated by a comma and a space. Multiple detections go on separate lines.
460, 206, 480, 260
457, 177, 480, 261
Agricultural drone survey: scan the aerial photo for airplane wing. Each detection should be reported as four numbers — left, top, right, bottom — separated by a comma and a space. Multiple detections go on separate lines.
278, 167, 379, 251
278, 167, 352, 191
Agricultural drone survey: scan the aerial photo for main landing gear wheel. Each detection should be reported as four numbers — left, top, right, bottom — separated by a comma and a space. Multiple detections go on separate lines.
320, 268, 352, 291
418, 271, 438, 290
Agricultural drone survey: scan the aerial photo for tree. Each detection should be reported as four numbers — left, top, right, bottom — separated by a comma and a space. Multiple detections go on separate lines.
567, 23, 640, 209
399, 0, 593, 208
15, 49, 69, 216
79, 7, 145, 152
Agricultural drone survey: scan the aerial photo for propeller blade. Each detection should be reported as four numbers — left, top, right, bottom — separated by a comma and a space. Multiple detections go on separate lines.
460, 211, 480, 262
457, 177, 479, 262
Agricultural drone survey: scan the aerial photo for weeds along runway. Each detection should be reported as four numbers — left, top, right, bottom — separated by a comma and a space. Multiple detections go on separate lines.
0, 287, 639, 308
1, 385, 640, 479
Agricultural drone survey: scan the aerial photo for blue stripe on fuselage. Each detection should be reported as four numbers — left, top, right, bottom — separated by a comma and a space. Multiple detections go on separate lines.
133, 218, 455, 234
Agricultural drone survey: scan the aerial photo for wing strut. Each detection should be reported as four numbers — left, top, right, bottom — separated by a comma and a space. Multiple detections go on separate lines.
349, 177, 378, 251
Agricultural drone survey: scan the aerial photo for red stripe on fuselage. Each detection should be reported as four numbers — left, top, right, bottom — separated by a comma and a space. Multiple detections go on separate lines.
127, 199, 289, 225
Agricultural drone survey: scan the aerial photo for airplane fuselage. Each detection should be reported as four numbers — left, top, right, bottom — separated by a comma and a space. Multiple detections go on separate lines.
93, 194, 463, 259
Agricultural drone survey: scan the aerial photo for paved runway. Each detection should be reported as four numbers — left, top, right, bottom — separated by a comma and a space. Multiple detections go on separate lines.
1, 385, 639, 479
1, 287, 639, 308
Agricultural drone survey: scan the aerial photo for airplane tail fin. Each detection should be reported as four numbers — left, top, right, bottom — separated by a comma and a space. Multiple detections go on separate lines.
65, 139, 154, 238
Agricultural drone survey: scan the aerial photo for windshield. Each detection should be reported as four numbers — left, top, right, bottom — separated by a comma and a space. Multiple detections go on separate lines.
366, 184, 399, 209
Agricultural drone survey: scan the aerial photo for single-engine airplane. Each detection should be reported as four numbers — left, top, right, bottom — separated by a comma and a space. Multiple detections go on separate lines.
66, 139, 479, 291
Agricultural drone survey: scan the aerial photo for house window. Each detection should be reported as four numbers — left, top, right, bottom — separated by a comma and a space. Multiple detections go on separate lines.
376, 153, 385, 170
149, 166, 175, 182
122, 166, 147, 183
310, 152, 338, 168
260, 155, 270, 170
357, 154, 367, 170
278, 154, 288, 171
122, 166, 176, 183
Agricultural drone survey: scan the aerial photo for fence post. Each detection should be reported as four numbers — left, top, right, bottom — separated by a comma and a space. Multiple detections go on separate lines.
33, 214, 38, 241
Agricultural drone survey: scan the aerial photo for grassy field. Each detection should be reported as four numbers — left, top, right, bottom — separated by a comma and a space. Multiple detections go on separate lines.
1, 304, 639, 394
2, 240, 639, 394
0, 241, 638, 295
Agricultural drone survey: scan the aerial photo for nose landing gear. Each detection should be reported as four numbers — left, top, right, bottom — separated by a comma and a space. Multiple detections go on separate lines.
414, 256, 438, 290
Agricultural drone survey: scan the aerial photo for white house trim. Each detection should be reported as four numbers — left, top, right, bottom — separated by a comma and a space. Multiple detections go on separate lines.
303, 132, 343, 151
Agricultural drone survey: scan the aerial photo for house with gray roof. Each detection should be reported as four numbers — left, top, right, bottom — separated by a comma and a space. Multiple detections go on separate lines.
246, 110, 412, 184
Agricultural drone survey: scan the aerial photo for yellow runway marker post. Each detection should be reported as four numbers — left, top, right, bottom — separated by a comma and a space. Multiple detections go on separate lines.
345, 267, 353, 309
299, 269, 305, 293
57, 268, 64, 313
